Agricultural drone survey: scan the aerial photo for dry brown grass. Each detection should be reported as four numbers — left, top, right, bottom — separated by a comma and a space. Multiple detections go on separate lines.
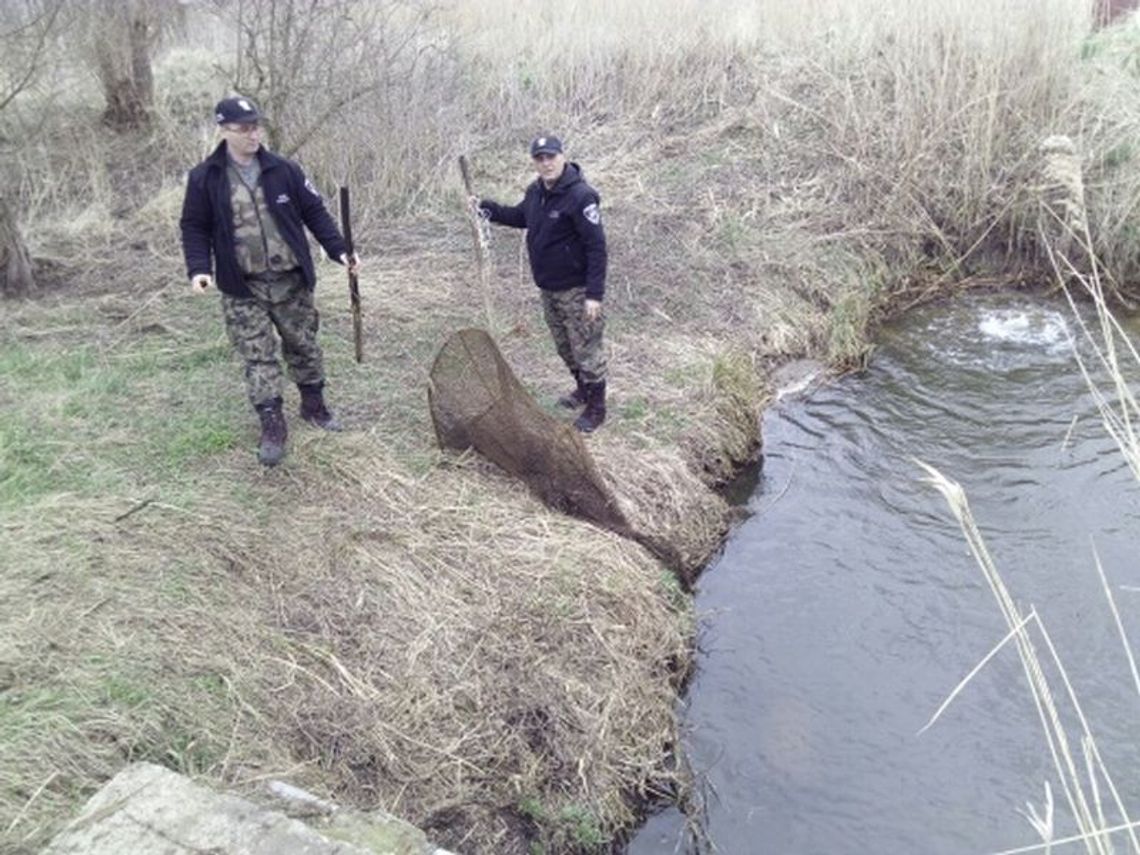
0, 414, 716, 853
7, 1, 1140, 852
0, 190, 754, 854
241, 445, 700, 852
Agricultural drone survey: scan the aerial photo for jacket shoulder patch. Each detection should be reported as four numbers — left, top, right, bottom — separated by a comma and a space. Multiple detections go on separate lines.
582, 202, 601, 225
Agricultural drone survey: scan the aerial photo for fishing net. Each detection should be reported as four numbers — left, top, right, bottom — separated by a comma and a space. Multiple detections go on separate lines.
428, 328, 687, 581
428, 327, 631, 532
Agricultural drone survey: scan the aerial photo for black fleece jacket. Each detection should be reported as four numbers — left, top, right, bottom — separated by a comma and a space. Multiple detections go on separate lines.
479, 162, 607, 301
180, 142, 347, 298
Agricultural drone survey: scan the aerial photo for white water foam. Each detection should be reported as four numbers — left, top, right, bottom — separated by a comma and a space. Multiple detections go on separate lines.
977, 308, 1071, 354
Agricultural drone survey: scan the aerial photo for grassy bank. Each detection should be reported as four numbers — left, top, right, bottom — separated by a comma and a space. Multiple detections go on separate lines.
3, 1, 1140, 852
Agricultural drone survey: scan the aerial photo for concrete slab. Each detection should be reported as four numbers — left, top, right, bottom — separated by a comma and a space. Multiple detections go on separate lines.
44, 763, 454, 855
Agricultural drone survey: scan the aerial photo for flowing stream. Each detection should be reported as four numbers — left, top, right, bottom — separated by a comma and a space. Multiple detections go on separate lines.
629, 291, 1140, 854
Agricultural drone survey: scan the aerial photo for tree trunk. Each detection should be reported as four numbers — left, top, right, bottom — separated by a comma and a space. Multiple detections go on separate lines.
0, 195, 35, 297
1097, 0, 1139, 26
95, 0, 158, 129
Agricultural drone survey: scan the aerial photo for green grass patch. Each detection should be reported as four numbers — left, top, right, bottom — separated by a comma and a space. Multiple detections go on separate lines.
711, 350, 754, 403
162, 414, 241, 462
617, 396, 649, 421
0, 685, 70, 728
99, 674, 154, 709
136, 721, 226, 776
162, 340, 233, 371
0, 326, 252, 510
556, 803, 607, 849
517, 797, 609, 853
518, 795, 547, 822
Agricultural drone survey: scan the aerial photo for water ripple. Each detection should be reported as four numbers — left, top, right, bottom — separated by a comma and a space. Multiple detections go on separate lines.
631, 291, 1140, 855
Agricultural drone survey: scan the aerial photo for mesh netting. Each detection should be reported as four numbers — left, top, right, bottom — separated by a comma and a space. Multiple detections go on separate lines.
428, 328, 632, 533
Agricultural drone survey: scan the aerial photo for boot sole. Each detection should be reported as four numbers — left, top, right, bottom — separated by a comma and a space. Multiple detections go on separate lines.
574, 419, 604, 433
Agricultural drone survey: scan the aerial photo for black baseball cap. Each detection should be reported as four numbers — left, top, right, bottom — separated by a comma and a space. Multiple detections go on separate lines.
529, 134, 563, 157
214, 96, 261, 125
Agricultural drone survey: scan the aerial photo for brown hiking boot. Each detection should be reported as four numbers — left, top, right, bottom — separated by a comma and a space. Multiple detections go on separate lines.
573, 381, 606, 433
298, 382, 343, 431
557, 370, 587, 409
255, 398, 288, 466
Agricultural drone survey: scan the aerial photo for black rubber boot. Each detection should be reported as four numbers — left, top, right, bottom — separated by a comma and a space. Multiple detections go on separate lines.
255, 398, 288, 466
557, 370, 587, 409
574, 381, 606, 433
298, 382, 343, 431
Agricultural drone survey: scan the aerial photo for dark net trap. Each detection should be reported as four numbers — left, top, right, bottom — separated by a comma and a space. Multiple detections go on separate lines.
428, 328, 684, 581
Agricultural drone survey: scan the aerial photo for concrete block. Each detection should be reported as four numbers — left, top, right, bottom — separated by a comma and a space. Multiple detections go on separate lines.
43, 763, 455, 855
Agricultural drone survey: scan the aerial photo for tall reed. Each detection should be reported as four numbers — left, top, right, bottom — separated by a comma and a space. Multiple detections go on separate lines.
920, 461, 1140, 855
919, 151, 1140, 854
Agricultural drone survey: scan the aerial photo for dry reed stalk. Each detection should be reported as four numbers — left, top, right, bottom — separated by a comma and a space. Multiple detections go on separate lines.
996, 821, 1140, 855
1060, 289, 1140, 481
918, 461, 1140, 855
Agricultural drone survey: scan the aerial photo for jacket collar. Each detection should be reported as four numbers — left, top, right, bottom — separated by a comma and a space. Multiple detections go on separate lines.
537, 161, 582, 197
206, 141, 282, 172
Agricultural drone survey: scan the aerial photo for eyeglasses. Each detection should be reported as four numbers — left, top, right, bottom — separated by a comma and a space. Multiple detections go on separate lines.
223, 123, 261, 135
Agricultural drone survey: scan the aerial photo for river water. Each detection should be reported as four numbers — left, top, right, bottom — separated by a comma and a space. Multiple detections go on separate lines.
629, 292, 1140, 854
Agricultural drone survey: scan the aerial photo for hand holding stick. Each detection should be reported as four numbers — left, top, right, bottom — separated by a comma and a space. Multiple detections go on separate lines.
459, 155, 493, 327
338, 186, 364, 363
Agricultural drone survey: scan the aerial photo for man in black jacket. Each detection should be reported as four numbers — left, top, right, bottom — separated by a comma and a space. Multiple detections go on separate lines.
180, 96, 359, 466
473, 134, 609, 433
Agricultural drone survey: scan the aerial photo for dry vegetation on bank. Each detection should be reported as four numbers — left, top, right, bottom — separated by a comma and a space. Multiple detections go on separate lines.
3, 1, 1140, 852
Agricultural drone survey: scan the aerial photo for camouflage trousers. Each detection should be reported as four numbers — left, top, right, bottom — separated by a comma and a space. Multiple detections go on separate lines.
219, 269, 324, 408
540, 287, 607, 384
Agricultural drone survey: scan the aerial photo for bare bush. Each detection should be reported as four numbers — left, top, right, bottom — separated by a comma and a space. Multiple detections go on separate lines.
0, 0, 63, 114
0, 0, 65, 296
213, 0, 437, 153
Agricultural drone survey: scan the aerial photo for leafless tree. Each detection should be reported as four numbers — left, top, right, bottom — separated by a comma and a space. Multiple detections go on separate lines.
86, 0, 165, 129
214, 0, 438, 157
0, 195, 35, 298
0, 0, 64, 297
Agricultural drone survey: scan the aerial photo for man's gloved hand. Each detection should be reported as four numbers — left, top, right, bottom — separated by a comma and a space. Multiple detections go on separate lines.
585, 298, 602, 322
190, 273, 213, 293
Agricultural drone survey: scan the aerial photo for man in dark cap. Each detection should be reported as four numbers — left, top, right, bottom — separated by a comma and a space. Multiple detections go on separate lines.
180, 95, 360, 466
472, 134, 609, 433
